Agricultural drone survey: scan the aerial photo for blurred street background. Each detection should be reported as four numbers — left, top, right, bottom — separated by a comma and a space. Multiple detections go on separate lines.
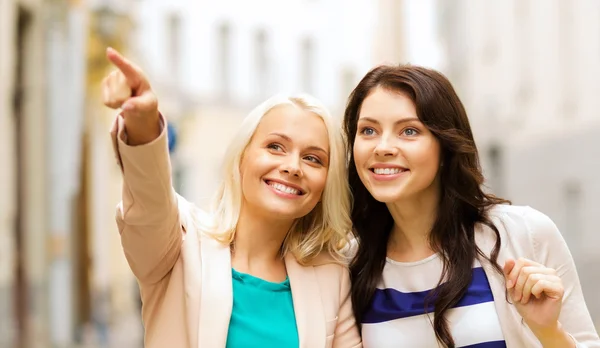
1, 0, 599, 347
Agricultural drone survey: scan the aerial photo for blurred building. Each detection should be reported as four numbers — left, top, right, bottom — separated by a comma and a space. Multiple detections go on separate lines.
0, 0, 409, 345
437, 0, 600, 326
81, 2, 144, 347
1, 0, 142, 347
1, 0, 52, 346
373, 0, 406, 66
131, 0, 379, 208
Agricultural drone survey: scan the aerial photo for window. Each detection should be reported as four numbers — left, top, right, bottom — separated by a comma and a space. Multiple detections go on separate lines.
217, 22, 231, 100
167, 13, 181, 81
563, 180, 582, 257
515, 0, 532, 107
559, 0, 576, 116
487, 143, 504, 196
300, 37, 314, 93
482, 4, 498, 65
340, 68, 356, 102
255, 29, 268, 99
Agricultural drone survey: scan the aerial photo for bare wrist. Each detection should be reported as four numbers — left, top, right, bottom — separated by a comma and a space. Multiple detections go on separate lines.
530, 322, 576, 348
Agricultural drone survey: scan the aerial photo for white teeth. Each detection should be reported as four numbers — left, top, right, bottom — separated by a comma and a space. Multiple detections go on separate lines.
373, 168, 402, 175
270, 182, 300, 195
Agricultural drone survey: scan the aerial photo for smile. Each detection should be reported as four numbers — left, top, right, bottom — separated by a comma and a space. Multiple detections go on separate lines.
264, 180, 304, 196
369, 166, 408, 175
371, 168, 407, 175
368, 166, 409, 181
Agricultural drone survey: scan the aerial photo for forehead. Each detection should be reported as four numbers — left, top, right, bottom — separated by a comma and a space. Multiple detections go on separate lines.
253, 104, 330, 151
359, 88, 417, 121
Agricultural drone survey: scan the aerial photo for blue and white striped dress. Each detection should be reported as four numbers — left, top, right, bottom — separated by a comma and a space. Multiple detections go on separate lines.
361, 253, 507, 348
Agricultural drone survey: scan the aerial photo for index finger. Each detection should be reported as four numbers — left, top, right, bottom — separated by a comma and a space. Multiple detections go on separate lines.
106, 47, 142, 86
503, 258, 516, 277
503, 258, 518, 289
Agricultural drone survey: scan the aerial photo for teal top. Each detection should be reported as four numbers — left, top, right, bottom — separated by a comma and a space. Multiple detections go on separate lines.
225, 268, 299, 348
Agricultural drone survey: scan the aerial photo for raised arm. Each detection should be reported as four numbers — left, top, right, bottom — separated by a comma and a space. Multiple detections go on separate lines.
103, 47, 182, 285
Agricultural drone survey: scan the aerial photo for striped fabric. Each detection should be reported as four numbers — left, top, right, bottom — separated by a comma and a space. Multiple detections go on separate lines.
361, 254, 507, 348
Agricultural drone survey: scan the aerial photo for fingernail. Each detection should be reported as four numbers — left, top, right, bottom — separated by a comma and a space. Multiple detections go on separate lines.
506, 280, 513, 288
122, 103, 133, 111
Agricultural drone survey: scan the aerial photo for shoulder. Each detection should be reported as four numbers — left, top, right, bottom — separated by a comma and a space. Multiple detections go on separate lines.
310, 251, 351, 290
309, 250, 350, 279
310, 251, 347, 269
487, 204, 560, 239
486, 203, 533, 221
176, 194, 218, 241
485, 204, 565, 259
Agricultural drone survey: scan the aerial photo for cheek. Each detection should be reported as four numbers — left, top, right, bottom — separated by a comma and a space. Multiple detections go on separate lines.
352, 141, 369, 167
413, 142, 441, 178
239, 158, 265, 191
239, 167, 252, 197
308, 171, 328, 196
242, 152, 271, 175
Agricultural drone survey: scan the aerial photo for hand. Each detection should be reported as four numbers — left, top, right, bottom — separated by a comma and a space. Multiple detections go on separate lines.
102, 47, 160, 145
504, 258, 564, 332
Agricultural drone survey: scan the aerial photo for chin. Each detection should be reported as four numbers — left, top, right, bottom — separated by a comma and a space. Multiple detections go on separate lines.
261, 202, 309, 220
270, 209, 304, 220
368, 190, 404, 204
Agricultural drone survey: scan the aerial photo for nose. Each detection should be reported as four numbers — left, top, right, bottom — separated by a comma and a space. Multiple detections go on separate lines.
374, 136, 398, 157
280, 156, 303, 177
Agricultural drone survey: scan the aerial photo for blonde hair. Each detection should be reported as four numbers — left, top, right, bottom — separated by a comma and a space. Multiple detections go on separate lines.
195, 94, 352, 264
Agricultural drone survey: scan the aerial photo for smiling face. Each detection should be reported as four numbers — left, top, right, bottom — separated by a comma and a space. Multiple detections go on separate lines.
239, 104, 330, 221
352, 87, 442, 203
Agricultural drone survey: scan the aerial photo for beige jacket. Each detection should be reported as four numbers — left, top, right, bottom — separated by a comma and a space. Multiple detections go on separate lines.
473, 204, 599, 347
111, 114, 362, 348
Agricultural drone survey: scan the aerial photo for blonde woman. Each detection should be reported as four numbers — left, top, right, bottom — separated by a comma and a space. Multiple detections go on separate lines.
102, 47, 361, 348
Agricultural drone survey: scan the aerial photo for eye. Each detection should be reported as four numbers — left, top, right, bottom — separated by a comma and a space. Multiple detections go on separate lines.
359, 127, 376, 136
304, 155, 323, 165
267, 143, 284, 151
402, 128, 419, 136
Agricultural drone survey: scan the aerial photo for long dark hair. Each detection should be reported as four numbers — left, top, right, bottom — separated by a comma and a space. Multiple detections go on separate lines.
344, 65, 510, 348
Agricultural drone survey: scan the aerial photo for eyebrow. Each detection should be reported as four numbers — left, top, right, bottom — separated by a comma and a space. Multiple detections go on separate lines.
358, 116, 420, 126
269, 133, 329, 155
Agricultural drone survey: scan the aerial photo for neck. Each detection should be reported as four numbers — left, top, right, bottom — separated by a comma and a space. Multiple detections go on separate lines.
387, 181, 440, 262
231, 205, 293, 280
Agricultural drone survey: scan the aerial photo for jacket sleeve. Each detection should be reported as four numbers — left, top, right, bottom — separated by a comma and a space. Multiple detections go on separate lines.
525, 207, 600, 347
332, 266, 362, 348
111, 113, 183, 285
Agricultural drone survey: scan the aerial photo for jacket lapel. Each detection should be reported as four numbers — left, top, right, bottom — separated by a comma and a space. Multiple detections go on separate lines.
475, 222, 530, 347
198, 233, 233, 348
179, 199, 202, 348
285, 253, 326, 348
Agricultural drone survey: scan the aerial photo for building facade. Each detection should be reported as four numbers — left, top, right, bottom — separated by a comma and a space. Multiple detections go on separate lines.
1, 0, 51, 346
131, 0, 380, 208
1, 0, 143, 346
437, 0, 600, 326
